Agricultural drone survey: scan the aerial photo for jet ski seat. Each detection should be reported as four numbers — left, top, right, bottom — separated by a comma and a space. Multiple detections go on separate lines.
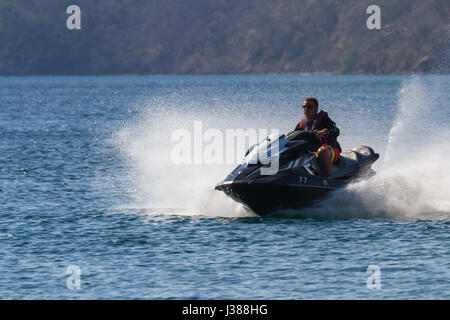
332, 146, 376, 179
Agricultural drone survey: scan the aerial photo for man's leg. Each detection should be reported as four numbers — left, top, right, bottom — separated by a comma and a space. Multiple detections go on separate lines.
317, 146, 333, 177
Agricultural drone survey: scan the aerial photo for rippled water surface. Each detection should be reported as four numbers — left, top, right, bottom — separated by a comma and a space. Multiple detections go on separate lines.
0, 75, 449, 299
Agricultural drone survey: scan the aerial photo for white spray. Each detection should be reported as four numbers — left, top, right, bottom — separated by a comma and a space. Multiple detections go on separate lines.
299, 76, 450, 220
114, 76, 450, 220
113, 96, 261, 217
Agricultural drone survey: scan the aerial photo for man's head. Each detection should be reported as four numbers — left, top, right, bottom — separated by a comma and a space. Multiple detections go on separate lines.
302, 97, 319, 121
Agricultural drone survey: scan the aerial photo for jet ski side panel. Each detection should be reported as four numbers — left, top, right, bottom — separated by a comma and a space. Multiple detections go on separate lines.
215, 175, 348, 216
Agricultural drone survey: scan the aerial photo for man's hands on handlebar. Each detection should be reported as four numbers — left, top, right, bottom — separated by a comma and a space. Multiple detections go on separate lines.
315, 129, 329, 140
286, 129, 329, 142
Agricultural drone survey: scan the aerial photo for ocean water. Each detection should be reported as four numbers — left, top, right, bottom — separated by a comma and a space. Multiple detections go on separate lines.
0, 75, 449, 299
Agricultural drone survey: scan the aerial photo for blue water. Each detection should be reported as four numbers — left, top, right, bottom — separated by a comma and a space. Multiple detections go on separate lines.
0, 75, 449, 299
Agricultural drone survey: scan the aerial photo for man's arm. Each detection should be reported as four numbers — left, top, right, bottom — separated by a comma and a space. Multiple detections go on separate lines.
323, 116, 340, 138
294, 122, 317, 140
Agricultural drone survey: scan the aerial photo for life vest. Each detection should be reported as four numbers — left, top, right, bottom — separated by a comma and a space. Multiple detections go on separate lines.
298, 110, 327, 131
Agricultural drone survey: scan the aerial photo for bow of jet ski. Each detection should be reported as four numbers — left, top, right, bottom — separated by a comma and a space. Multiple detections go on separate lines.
215, 131, 379, 216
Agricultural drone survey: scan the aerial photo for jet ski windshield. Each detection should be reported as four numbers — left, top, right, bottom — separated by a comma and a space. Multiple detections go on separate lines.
243, 134, 287, 166
243, 133, 313, 166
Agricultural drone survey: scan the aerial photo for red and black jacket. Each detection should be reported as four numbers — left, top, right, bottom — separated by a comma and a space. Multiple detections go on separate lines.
294, 110, 341, 151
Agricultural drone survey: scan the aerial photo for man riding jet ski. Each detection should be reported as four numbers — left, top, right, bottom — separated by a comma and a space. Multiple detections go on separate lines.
215, 97, 379, 216
294, 97, 341, 177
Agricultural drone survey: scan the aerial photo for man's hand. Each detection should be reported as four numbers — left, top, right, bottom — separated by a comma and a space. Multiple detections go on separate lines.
316, 129, 329, 140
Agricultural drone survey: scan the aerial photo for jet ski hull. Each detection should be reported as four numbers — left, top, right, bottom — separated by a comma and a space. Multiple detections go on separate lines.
215, 133, 379, 217
215, 177, 348, 216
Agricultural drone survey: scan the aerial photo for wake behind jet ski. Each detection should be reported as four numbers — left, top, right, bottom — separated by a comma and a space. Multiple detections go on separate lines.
215, 131, 379, 216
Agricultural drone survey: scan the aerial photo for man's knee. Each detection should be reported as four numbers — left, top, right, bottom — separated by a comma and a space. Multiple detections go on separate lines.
317, 147, 331, 159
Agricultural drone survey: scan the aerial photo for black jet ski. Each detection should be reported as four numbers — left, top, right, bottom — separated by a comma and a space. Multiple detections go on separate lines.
215, 131, 379, 216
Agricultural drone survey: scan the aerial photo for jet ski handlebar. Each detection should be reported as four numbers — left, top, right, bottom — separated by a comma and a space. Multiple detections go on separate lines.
286, 129, 329, 148
285, 130, 310, 141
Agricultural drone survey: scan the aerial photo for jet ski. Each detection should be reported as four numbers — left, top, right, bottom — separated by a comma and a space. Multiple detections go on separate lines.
215, 130, 379, 216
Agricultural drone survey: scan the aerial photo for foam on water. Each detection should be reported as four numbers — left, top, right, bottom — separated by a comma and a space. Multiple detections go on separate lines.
113, 96, 257, 217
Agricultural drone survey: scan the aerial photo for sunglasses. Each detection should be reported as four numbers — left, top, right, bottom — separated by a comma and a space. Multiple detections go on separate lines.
302, 104, 315, 109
